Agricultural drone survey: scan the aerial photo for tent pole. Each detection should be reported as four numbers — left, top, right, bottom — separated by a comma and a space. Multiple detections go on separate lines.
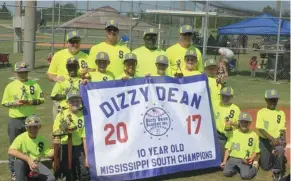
274, 1, 282, 82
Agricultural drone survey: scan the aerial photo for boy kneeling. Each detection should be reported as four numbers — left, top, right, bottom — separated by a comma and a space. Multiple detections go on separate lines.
220, 112, 260, 180
8, 115, 55, 181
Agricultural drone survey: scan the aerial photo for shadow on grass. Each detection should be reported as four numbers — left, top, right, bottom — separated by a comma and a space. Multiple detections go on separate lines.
136, 167, 220, 181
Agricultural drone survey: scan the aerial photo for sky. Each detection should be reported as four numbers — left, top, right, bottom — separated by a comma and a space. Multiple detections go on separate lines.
1, 1, 290, 14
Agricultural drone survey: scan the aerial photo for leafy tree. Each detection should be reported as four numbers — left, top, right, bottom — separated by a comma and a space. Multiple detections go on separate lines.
262, 5, 276, 16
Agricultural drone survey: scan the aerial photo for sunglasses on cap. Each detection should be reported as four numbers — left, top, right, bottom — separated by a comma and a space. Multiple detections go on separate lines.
68, 39, 81, 44
182, 33, 193, 37
106, 27, 119, 32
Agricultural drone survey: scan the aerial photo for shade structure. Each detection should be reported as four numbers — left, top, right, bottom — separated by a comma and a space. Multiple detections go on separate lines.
218, 14, 290, 36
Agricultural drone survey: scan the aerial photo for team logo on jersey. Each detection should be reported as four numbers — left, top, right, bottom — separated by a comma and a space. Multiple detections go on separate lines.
264, 120, 269, 129
142, 106, 172, 139
103, 76, 108, 81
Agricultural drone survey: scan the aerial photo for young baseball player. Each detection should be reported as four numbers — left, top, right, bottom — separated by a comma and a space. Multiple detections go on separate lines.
51, 57, 81, 117
117, 53, 138, 80
204, 59, 222, 115
215, 86, 241, 161
147, 55, 170, 77
89, 52, 115, 81
181, 50, 201, 77
256, 89, 286, 180
2, 61, 44, 180
8, 115, 55, 181
53, 91, 89, 181
221, 112, 260, 180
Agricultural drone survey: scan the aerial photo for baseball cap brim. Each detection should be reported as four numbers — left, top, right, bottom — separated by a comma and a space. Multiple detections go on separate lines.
25, 123, 40, 126
15, 68, 30, 72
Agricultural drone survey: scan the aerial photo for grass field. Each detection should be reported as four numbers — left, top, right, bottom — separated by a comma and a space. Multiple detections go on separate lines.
0, 23, 290, 180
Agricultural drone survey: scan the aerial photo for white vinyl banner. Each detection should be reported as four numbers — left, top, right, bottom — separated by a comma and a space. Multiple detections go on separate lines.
81, 74, 221, 181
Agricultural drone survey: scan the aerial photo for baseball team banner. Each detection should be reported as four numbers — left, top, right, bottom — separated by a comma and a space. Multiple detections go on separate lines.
81, 74, 221, 181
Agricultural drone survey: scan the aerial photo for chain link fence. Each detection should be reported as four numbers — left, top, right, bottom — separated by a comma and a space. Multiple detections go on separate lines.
0, 1, 289, 81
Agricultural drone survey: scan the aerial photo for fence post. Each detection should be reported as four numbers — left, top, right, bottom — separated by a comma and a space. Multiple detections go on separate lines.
51, 1, 55, 54
274, 1, 282, 82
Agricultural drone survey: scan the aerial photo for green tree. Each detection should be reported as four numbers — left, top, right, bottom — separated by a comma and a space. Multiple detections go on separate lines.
0, 2, 12, 20
262, 5, 276, 16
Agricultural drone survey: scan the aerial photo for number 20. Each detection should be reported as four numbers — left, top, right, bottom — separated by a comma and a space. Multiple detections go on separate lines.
104, 122, 128, 145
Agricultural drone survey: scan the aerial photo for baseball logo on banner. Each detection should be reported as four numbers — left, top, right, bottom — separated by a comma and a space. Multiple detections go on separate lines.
81, 74, 221, 181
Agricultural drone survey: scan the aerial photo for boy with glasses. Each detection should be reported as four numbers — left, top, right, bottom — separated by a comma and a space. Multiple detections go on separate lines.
166, 25, 203, 74
132, 28, 171, 77
87, 20, 130, 77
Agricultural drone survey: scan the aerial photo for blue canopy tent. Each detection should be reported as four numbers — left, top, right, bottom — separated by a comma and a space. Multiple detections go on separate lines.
218, 14, 290, 36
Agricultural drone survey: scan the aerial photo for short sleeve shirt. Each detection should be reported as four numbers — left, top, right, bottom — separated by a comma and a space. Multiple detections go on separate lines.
256, 108, 286, 138
225, 130, 260, 159
87, 42, 130, 77
208, 77, 221, 113
90, 71, 115, 82
10, 132, 52, 159
47, 49, 88, 76
2, 80, 44, 118
53, 109, 85, 146
166, 43, 203, 73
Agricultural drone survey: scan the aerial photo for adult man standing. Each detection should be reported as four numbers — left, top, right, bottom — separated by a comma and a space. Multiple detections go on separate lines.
47, 31, 88, 82
166, 25, 203, 74
87, 20, 130, 77
132, 28, 171, 77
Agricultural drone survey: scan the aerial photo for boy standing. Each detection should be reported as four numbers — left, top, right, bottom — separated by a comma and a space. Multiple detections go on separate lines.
117, 53, 139, 80
8, 115, 55, 181
221, 112, 260, 180
2, 61, 44, 180
256, 89, 286, 180
89, 52, 115, 81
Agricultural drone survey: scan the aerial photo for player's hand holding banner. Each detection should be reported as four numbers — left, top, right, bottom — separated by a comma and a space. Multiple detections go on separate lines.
81, 74, 221, 181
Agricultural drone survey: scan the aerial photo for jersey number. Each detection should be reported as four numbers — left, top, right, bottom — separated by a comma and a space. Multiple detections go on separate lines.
38, 142, 44, 153
78, 119, 83, 128
81, 60, 87, 68
104, 122, 128, 145
229, 110, 235, 118
277, 115, 281, 124
30, 86, 35, 95
119, 51, 124, 58
248, 138, 253, 146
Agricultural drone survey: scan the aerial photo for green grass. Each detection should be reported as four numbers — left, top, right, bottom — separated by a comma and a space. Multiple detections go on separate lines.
0, 24, 289, 180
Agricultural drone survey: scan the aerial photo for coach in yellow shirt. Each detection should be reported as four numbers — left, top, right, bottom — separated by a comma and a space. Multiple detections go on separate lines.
87, 20, 130, 77
8, 115, 54, 181
256, 89, 286, 179
215, 86, 241, 161
2, 61, 44, 179
166, 25, 203, 74
47, 31, 88, 82
133, 28, 171, 77
221, 112, 259, 180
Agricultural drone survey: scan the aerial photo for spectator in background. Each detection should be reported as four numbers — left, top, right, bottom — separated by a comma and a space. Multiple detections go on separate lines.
249, 56, 258, 78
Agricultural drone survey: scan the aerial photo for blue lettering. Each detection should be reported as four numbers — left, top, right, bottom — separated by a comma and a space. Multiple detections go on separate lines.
180, 91, 189, 105
140, 87, 149, 102
168, 88, 178, 103
128, 89, 140, 105
100, 166, 107, 174
117, 92, 129, 109
111, 97, 120, 111
190, 93, 202, 109
100, 102, 114, 118
156, 86, 166, 101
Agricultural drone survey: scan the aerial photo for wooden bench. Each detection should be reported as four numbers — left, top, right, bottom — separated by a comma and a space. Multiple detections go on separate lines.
0, 54, 10, 67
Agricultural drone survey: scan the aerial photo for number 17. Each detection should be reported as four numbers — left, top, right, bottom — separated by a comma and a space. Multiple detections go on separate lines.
187, 114, 202, 135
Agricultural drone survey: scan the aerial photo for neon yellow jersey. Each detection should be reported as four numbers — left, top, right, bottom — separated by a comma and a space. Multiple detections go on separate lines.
51, 77, 81, 109
166, 43, 203, 73
47, 49, 88, 76
132, 46, 172, 77
150, 73, 171, 77
256, 108, 286, 139
87, 42, 130, 77
208, 77, 221, 113
225, 129, 260, 159
182, 69, 201, 77
1, 80, 44, 118
53, 109, 85, 146
116, 72, 139, 80
90, 71, 115, 82
214, 103, 241, 136
10, 132, 52, 159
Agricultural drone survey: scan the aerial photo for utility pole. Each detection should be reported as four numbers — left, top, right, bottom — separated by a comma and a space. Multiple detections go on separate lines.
23, 1, 36, 69
13, 0, 22, 53
58, 2, 61, 25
